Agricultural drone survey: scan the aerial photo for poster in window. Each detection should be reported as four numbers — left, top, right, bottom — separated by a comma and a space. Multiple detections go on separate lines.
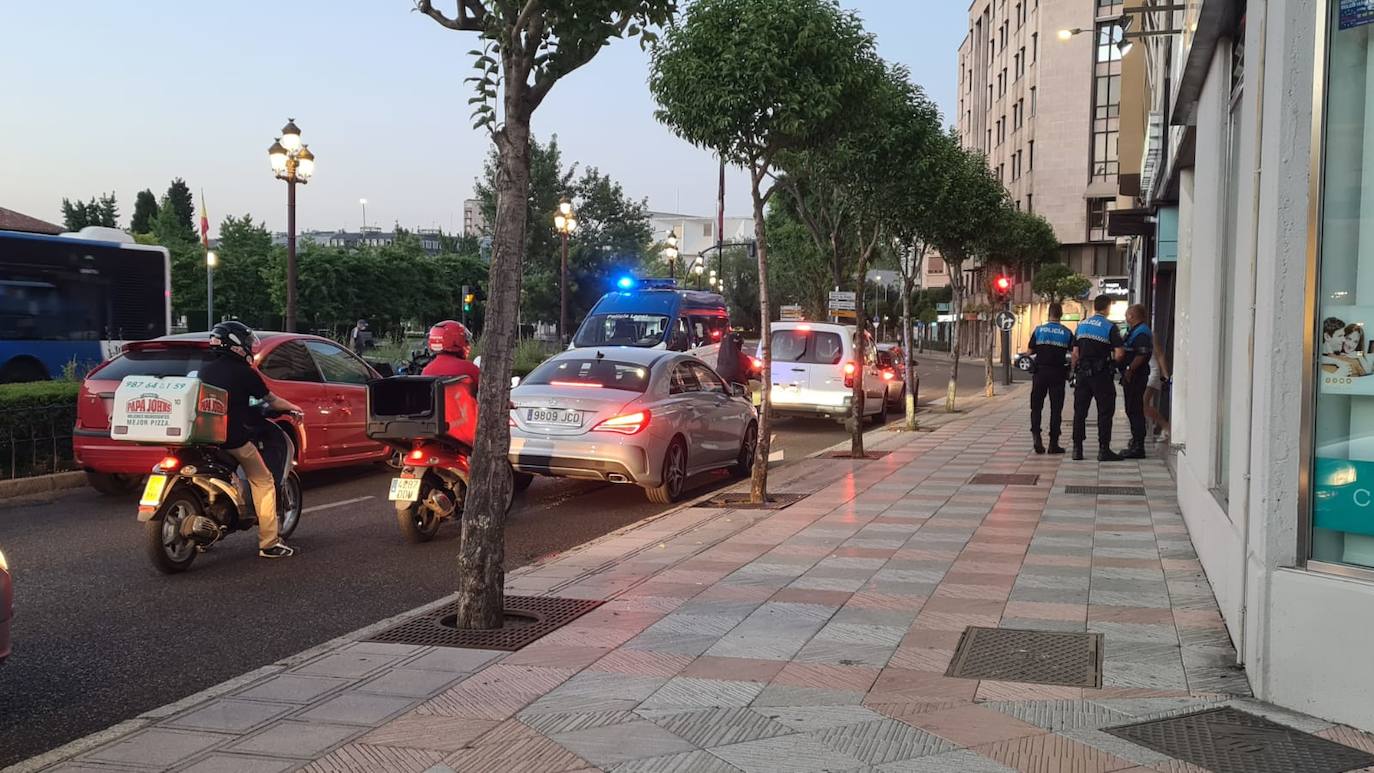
1318, 306, 1374, 394
1341, 0, 1374, 29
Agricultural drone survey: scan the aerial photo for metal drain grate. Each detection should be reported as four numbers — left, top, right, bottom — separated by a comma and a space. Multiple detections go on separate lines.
946, 627, 1103, 688
969, 473, 1040, 486
824, 450, 893, 460
1104, 707, 1374, 773
366, 595, 603, 651
698, 492, 805, 510
1064, 485, 1147, 496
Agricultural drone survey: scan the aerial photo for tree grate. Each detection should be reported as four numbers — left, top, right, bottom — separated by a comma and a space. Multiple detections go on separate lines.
1104, 707, 1374, 773
823, 450, 893, 460
365, 595, 603, 651
946, 626, 1102, 688
1065, 485, 1147, 496
698, 492, 805, 510
969, 473, 1040, 486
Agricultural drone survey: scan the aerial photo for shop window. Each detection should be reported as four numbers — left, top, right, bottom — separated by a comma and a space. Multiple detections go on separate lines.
1216, 32, 1245, 504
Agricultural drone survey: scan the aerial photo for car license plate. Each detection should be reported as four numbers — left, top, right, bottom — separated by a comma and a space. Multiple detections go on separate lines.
389, 477, 423, 502
140, 474, 169, 507
527, 408, 581, 426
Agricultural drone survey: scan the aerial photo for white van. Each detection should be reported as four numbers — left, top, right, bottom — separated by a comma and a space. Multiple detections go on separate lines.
760, 321, 886, 424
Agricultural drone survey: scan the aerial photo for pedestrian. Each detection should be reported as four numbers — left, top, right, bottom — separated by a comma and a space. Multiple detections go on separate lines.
349, 319, 369, 354
1144, 348, 1171, 442
1117, 303, 1153, 459
1024, 302, 1073, 455
1070, 294, 1126, 461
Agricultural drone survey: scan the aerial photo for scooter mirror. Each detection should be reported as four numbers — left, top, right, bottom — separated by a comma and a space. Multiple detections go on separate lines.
473, 356, 483, 368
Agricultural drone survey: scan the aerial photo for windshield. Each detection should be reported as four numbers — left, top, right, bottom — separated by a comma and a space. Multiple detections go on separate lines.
771, 330, 844, 365
91, 348, 215, 381
523, 357, 651, 392
573, 313, 671, 348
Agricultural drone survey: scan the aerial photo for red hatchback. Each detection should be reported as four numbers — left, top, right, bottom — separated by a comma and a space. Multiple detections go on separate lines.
74, 332, 392, 493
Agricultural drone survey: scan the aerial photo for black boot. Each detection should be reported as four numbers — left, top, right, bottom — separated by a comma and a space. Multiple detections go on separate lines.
1120, 442, 1146, 460
1072, 443, 1084, 461
1033, 433, 1046, 455
1048, 437, 1066, 454
1098, 445, 1124, 462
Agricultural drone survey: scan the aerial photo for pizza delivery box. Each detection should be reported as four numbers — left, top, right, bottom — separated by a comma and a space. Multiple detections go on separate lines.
110, 376, 229, 445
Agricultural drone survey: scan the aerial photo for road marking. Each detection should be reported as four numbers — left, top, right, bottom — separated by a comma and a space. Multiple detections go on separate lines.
769, 450, 784, 462
303, 496, 374, 513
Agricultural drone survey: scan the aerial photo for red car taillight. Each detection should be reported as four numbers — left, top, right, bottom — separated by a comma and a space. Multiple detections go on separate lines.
882, 369, 895, 381
843, 361, 856, 389
593, 410, 650, 435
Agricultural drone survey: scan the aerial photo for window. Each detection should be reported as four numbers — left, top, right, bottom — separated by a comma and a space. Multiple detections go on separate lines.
688, 314, 728, 348
669, 363, 702, 394
703, 222, 713, 238
1017, 47, 1025, 78
573, 313, 671, 347
1090, 22, 1124, 181
96, 349, 214, 381
1216, 30, 1245, 502
1026, 194, 1033, 213
1014, 2, 1021, 26
1087, 198, 1114, 242
260, 341, 322, 383
929, 257, 945, 274
1014, 52, 1022, 80
525, 358, 650, 392
1090, 244, 1126, 276
771, 329, 843, 365
1032, 32, 1038, 61
689, 362, 727, 394
1028, 140, 1034, 171
305, 341, 372, 385
1030, 86, 1037, 115
1012, 150, 1022, 179
1097, 0, 1124, 15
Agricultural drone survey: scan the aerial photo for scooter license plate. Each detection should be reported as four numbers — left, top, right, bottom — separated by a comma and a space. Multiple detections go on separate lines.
389, 477, 422, 502
140, 474, 169, 507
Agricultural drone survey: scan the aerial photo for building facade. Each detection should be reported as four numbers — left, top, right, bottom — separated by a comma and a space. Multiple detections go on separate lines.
271, 228, 448, 255
462, 198, 487, 237
1126, 0, 1374, 732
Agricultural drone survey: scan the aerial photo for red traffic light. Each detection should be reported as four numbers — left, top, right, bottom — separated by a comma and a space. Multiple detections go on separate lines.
994, 275, 1013, 293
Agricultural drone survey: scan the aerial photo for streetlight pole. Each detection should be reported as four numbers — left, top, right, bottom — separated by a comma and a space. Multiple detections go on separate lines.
360, 198, 367, 230
269, 119, 315, 333
554, 199, 578, 346
206, 251, 217, 331
665, 231, 679, 280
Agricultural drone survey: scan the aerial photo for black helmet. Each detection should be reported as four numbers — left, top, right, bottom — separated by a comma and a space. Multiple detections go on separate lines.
210, 321, 258, 361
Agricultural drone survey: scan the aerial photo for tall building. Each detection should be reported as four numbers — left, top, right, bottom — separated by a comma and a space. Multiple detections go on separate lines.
957, 0, 1134, 350
462, 198, 488, 237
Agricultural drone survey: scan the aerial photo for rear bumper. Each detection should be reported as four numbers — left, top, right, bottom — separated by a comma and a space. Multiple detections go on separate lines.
769, 389, 854, 419
509, 436, 651, 485
72, 430, 164, 475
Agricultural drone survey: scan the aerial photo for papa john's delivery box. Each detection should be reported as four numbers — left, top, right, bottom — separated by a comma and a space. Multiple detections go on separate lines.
110, 376, 229, 445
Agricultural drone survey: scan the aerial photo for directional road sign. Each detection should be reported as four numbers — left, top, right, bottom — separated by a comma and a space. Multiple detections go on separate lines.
995, 310, 1016, 332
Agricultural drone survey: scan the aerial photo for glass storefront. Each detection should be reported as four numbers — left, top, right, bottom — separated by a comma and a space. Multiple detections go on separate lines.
1311, 2, 1374, 570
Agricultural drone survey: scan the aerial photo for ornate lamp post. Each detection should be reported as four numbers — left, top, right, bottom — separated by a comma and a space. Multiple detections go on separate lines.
664, 231, 679, 279
206, 250, 218, 330
268, 119, 315, 332
554, 199, 578, 345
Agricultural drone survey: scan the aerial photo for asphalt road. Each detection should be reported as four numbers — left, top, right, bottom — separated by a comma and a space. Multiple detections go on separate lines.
0, 355, 1016, 766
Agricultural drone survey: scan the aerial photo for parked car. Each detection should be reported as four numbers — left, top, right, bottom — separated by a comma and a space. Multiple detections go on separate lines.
763, 322, 887, 425
509, 348, 758, 504
875, 343, 912, 407
1, 546, 11, 664
74, 332, 392, 494
1015, 350, 1071, 373
571, 279, 730, 370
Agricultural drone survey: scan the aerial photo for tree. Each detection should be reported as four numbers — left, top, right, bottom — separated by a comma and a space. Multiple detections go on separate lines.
131, 189, 159, 234
60, 198, 91, 231
417, 0, 676, 630
215, 215, 276, 326
1032, 262, 1092, 308
95, 192, 118, 228
652, 0, 875, 500
979, 208, 1060, 396
60, 192, 118, 230
155, 179, 197, 245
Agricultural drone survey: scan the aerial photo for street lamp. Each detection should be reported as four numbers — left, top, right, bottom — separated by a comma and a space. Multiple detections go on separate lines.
359, 198, 368, 230
268, 118, 315, 332
664, 231, 679, 279
206, 251, 218, 330
554, 199, 578, 345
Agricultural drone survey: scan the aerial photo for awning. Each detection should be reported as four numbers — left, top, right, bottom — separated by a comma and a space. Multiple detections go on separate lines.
1108, 208, 1155, 237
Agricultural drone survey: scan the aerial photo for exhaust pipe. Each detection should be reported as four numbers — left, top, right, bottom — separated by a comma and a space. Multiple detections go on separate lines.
606, 473, 630, 484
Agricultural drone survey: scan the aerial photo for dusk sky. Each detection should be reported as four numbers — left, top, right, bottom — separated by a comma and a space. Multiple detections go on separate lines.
0, 1, 965, 237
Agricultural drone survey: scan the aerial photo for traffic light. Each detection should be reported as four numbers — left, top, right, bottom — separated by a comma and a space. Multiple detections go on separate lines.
993, 274, 1013, 298
462, 285, 474, 315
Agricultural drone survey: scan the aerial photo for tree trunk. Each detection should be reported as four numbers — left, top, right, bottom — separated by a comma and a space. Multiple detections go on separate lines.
453, 103, 531, 630
984, 316, 996, 398
901, 275, 918, 430
946, 261, 962, 412
749, 167, 773, 504
850, 260, 867, 458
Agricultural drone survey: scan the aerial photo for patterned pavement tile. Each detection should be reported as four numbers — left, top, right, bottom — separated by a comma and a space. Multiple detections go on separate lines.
971, 731, 1135, 773
588, 648, 695, 678
901, 704, 1049, 747
644, 706, 795, 747
680, 655, 789, 683
611, 749, 746, 773
519, 710, 641, 736
550, 719, 696, 767
981, 699, 1132, 732
752, 684, 867, 707
301, 742, 445, 773
753, 705, 889, 732
872, 748, 1017, 772
974, 681, 1085, 702
445, 723, 595, 773
639, 676, 766, 709
358, 714, 500, 752
866, 668, 979, 706
709, 733, 869, 773
807, 718, 958, 765
502, 645, 613, 670
772, 662, 882, 693
523, 672, 668, 715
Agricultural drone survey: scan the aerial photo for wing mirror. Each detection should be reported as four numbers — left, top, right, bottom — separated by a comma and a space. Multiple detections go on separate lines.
511, 376, 521, 388
730, 382, 747, 398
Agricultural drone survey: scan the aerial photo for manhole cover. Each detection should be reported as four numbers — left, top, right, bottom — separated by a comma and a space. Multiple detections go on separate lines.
1105, 707, 1374, 773
823, 450, 893, 460
1064, 485, 1147, 496
698, 492, 805, 510
969, 473, 1040, 486
366, 595, 603, 651
946, 627, 1102, 688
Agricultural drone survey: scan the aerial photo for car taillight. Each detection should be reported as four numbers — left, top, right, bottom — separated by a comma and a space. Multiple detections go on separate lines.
593, 410, 650, 435
751, 357, 763, 370
882, 369, 895, 381
843, 361, 856, 388
158, 455, 180, 471
408, 448, 426, 462
843, 362, 857, 375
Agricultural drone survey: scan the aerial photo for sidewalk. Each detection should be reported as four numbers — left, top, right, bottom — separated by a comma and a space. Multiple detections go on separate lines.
20, 392, 1374, 773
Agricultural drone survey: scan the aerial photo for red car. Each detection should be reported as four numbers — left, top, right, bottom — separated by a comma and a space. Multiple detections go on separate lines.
1, 546, 11, 663
74, 332, 392, 493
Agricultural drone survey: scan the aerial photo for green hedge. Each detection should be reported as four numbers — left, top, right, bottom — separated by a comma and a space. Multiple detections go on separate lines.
0, 381, 80, 479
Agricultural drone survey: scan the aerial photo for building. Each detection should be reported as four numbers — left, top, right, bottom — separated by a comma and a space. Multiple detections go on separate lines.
462, 198, 487, 237
0, 207, 61, 235
957, 0, 1136, 353
271, 228, 447, 255
649, 212, 754, 274
1124, 0, 1374, 732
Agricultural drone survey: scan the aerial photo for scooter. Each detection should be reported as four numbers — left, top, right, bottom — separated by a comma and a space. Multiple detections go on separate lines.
136, 405, 303, 573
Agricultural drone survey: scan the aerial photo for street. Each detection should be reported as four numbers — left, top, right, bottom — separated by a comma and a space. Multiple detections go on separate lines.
0, 355, 1011, 766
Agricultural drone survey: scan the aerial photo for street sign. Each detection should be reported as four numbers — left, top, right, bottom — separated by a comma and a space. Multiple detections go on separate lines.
832, 309, 857, 319
780, 304, 804, 321
827, 290, 856, 311
995, 310, 1016, 332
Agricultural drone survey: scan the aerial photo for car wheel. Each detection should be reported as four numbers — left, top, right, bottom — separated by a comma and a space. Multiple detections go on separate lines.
86, 471, 141, 496
732, 422, 758, 478
645, 439, 687, 505
514, 471, 534, 493
145, 491, 200, 574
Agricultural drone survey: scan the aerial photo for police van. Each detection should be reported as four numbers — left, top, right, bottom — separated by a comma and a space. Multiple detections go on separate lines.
570, 278, 729, 369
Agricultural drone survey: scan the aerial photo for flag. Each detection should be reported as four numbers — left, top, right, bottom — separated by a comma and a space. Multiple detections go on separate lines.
199, 190, 209, 248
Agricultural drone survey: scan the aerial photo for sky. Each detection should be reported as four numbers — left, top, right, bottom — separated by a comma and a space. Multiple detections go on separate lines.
0, 1, 966, 237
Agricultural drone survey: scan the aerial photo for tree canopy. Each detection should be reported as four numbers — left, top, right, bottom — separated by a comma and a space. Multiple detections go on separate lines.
60, 193, 118, 230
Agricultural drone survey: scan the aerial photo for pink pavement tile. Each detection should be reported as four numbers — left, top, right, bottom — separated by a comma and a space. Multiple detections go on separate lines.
903, 703, 1049, 747
886, 647, 955, 673
870, 516, 923, 526
693, 584, 776, 602
1316, 725, 1374, 755
975, 680, 1085, 701
772, 662, 882, 693
900, 628, 966, 650
1040, 522, 1098, 533
931, 583, 1013, 601
1003, 601, 1086, 622
681, 655, 788, 683
588, 648, 695, 678
1022, 554, 1095, 568
922, 597, 1007, 616
501, 645, 613, 670
866, 667, 979, 705
847, 591, 929, 612
972, 732, 1135, 773
1089, 606, 1178, 625
1081, 687, 1196, 700
890, 548, 963, 562
948, 560, 1026, 576
962, 542, 1032, 556
622, 581, 708, 599
1171, 609, 1226, 629
941, 572, 1019, 589
912, 610, 1002, 632
1161, 558, 1203, 573
1094, 557, 1162, 569
832, 546, 900, 559
770, 588, 854, 607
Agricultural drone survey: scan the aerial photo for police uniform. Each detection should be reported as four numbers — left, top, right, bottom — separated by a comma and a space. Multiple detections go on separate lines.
1027, 320, 1073, 452
1071, 313, 1125, 459
1120, 322, 1154, 456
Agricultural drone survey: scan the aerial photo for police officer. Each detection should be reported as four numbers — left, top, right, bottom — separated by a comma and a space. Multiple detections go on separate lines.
1024, 302, 1073, 454
1071, 294, 1127, 461
1117, 303, 1153, 459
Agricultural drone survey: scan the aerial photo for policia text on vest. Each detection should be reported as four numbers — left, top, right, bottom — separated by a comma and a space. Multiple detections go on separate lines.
1024, 302, 1073, 455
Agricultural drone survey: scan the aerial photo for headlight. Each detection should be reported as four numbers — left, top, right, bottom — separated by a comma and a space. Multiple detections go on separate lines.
0, 548, 8, 572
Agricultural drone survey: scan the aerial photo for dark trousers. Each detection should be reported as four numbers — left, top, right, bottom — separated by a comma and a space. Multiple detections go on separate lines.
1123, 372, 1147, 446
1072, 371, 1116, 448
1030, 371, 1067, 441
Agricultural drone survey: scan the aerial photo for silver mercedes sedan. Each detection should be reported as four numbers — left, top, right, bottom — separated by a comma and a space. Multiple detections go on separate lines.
509, 348, 758, 503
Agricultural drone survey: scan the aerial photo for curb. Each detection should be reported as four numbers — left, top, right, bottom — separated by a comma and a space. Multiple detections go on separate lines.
0, 471, 85, 501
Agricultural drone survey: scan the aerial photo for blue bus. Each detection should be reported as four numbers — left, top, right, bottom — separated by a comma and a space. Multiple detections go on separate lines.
0, 227, 170, 382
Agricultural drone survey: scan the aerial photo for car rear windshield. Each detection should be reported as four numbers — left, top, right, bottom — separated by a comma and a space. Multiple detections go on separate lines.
771, 330, 844, 365
91, 348, 214, 381
573, 313, 671, 348
523, 358, 651, 392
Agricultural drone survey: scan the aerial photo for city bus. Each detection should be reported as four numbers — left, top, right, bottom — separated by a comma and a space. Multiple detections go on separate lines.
0, 227, 170, 382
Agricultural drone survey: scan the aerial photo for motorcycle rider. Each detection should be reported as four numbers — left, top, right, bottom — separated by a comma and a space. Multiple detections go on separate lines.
197, 321, 304, 559
421, 320, 480, 392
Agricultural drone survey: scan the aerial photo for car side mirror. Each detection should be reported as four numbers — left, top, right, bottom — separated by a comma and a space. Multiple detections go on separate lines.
511, 376, 521, 388
730, 382, 746, 398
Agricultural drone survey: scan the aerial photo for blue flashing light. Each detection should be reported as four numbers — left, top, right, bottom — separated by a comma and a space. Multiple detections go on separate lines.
616, 275, 636, 290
